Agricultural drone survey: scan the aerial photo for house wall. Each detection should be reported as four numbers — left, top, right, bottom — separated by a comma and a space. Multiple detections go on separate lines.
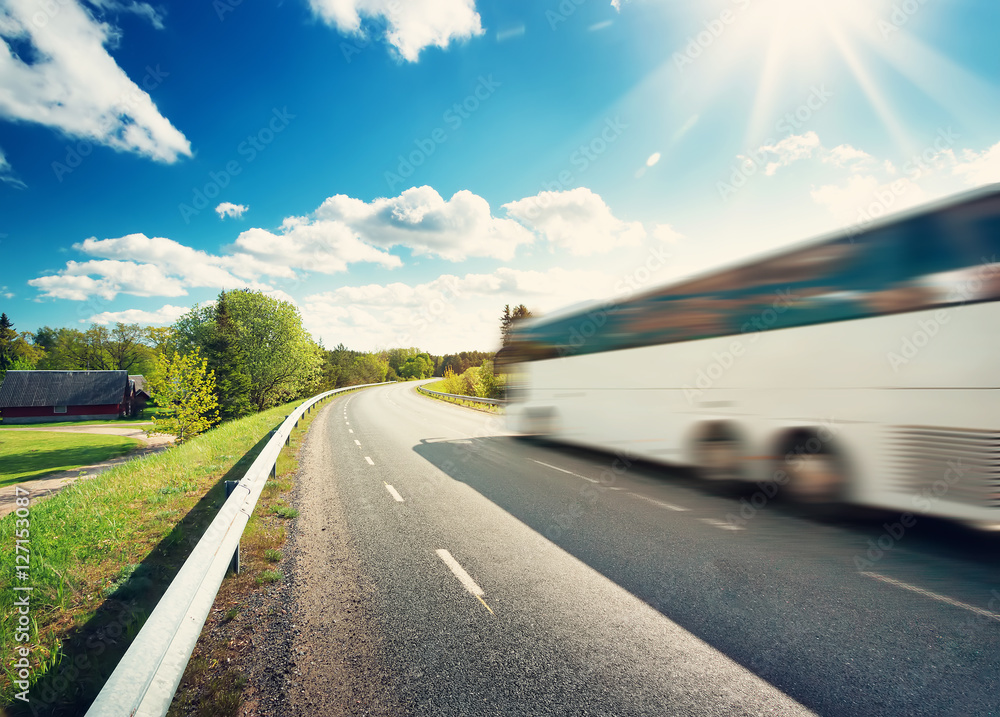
1, 404, 121, 424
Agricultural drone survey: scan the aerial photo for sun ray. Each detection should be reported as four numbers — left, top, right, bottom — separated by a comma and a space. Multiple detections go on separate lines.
824, 20, 912, 154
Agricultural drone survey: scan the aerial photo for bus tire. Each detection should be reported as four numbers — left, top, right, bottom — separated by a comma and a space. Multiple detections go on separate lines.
693, 423, 743, 483
779, 431, 846, 504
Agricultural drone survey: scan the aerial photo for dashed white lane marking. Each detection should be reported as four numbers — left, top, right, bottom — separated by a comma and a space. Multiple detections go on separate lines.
384, 482, 405, 502
365, 456, 374, 466
698, 518, 744, 531
354, 439, 361, 446
630, 493, 688, 512
532, 459, 599, 483
435, 549, 494, 614
349, 429, 354, 433
861, 572, 1000, 622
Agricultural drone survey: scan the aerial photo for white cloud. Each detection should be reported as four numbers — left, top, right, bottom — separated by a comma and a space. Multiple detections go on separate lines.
0, 146, 25, 188
29, 233, 285, 301
810, 174, 930, 225
232, 222, 401, 274
309, 0, 484, 62
87, 0, 166, 29
315, 186, 534, 261
653, 224, 685, 244
824, 144, 873, 168
303, 266, 618, 353
0, 0, 190, 162
752, 132, 822, 176
952, 141, 1000, 187
88, 303, 189, 326
215, 202, 248, 220
503, 187, 645, 256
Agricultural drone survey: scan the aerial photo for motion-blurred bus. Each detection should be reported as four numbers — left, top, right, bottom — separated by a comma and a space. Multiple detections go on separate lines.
503, 185, 1000, 528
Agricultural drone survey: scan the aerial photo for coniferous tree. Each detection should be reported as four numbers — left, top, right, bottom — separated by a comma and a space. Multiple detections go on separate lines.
206, 291, 252, 420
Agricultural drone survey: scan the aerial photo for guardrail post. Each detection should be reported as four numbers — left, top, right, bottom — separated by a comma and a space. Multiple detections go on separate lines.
270, 462, 276, 480
224, 481, 240, 574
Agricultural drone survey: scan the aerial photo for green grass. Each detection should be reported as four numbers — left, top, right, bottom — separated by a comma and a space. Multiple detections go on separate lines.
256, 569, 283, 584
417, 384, 503, 414
0, 431, 140, 488
0, 399, 304, 711
272, 504, 299, 519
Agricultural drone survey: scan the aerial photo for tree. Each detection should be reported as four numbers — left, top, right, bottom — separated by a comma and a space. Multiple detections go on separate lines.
171, 291, 322, 412
399, 352, 433, 379
349, 353, 389, 384
0, 315, 44, 379
0, 313, 17, 373
203, 291, 252, 420
500, 304, 533, 348
147, 350, 219, 443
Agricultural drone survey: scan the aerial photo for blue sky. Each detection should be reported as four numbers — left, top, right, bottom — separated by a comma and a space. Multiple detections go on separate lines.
1, 0, 998, 353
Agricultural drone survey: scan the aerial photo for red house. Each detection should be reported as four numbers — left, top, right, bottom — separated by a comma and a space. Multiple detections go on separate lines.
0, 370, 133, 424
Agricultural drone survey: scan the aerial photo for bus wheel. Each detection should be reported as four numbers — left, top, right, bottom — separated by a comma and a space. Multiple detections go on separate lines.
694, 426, 742, 482
780, 435, 844, 504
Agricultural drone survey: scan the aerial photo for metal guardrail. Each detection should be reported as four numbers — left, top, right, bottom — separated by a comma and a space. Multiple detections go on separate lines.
85, 382, 392, 717
417, 384, 504, 406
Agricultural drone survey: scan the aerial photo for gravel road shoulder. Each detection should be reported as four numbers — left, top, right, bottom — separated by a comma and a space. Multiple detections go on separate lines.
197, 398, 397, 716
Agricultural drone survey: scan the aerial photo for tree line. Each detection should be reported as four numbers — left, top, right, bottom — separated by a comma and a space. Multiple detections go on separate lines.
0, 293, 533, 439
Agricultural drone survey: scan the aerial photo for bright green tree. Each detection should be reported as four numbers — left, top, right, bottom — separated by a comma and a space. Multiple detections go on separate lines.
147, 350, 220, 443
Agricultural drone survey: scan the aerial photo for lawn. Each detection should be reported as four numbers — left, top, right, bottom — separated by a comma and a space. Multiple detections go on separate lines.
0, 431, 140, 488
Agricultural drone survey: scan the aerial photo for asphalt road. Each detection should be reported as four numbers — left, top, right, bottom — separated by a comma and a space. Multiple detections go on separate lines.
302, 381, 1000, 716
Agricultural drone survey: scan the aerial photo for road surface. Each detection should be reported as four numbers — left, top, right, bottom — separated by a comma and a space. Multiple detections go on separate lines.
288, 381, 1000, 716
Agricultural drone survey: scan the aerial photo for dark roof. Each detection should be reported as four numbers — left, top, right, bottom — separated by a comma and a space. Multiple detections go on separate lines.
0, 370, 129, 408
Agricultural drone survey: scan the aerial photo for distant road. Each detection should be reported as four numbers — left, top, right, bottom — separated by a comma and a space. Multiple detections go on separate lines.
290, 381, 1000, 716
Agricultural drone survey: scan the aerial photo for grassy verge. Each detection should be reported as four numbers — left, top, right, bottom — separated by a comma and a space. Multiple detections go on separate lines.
165, 393, 336, 717
0, 400, 304, 714
0, 432, 140, 489
417, 383, 503, 414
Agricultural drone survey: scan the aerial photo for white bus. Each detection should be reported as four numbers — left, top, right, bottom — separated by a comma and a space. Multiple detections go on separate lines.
503, 185, 1000, 528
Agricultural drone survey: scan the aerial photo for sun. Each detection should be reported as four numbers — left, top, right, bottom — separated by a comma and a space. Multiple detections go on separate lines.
674, 0, 915, 145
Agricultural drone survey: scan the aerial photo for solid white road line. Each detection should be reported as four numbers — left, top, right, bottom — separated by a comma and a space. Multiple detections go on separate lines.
860, 572, 1000, 622
355, 439, 361, 446
698, 518, 744, 531
384, 482, 405, 502
630, 493, 689, 512
365, 456, 374, 466
435, 549, 494, 614
532, 459, 599, 483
